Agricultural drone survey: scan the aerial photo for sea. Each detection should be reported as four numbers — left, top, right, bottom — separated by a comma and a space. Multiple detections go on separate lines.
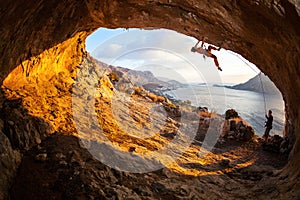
164, 84, 285, 136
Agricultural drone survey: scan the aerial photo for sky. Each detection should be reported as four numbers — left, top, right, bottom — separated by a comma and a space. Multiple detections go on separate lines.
86, 28, 260, 84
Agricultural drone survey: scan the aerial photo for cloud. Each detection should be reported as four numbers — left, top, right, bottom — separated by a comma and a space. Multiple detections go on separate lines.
89, 28, 259, 84
92, 29, 196, 60
134, 29, 194, 53
92, 40, 122, 60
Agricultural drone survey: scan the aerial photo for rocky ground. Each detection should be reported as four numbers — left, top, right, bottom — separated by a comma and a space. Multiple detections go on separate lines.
10, 131, 288, 200
1, 57, 295, 199
6, 91, 289, 199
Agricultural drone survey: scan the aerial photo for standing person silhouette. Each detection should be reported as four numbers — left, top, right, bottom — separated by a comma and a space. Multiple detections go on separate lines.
191, 37, 222, 71
263, 110, 273, 141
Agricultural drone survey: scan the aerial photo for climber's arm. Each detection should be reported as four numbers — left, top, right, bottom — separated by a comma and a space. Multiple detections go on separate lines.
194, 40, 200, 48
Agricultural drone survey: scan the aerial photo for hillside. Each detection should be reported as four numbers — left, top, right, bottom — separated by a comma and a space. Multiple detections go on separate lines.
227, 73, 281, 95
114, 66, 164, 86
93, 60, 186, 94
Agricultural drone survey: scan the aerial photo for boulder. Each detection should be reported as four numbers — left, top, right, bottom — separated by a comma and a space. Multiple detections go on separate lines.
35, 153, 48, 162
262, 135, 291, 154
1, 99, 52, 150
229, 120, 237, 131
221, 111, 255, 141
225, 109, 239, 120
0, 123, 22, 200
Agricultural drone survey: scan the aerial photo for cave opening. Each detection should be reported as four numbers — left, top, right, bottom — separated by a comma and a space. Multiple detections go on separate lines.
1, 1, 299, 199
85, 27, 286, 138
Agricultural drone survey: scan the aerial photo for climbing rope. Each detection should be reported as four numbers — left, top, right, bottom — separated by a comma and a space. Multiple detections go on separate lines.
225, 50, 268, 114
258, 72, 267, 114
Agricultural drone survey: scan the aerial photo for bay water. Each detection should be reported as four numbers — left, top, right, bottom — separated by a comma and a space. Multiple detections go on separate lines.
164, 85, 285, 136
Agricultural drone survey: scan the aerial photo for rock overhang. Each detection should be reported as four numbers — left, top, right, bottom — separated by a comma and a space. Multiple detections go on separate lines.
0, 0, 299, 183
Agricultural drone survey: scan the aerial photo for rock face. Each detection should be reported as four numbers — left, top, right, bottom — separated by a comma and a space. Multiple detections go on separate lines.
0, 89, 54, 199
0, 0, 299, 199
105, 63, 184, 91
112, 66, 162, 86
0, 119, 22, 200
1, 98, 52, 150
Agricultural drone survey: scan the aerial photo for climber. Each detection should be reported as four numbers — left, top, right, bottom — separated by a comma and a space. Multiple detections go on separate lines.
263, 110, 273, 141
191, 37, 222, 71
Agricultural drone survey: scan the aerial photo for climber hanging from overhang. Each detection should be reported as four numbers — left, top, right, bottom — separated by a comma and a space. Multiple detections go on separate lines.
191, 37, 222, 71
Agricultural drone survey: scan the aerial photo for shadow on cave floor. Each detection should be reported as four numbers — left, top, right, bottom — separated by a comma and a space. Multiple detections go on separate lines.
212, 139, 288, 169
9, 132, 289, 200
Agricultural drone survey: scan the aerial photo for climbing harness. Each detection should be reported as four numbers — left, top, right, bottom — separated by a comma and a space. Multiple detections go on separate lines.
192, 37, 222, 59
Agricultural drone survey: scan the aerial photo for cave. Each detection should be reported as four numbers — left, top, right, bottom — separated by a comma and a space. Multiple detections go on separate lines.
0, 0, 299, 199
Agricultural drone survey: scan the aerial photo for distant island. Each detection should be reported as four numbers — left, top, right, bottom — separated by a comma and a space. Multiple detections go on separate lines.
224, 73, 281, 95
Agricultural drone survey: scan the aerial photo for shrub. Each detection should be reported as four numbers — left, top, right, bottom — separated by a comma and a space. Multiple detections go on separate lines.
107, 71, 120, 82
134, 87, 142, 95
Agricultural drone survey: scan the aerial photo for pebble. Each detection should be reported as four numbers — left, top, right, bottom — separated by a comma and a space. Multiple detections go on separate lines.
228, 136, 235, 139
8, 120, 14, 126
59, 160, 68, 166
35, 137, 42, 144
35, 153, 47, 162
56, 152, 66, 160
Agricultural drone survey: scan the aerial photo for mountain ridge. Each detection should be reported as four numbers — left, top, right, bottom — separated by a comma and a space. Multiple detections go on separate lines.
93, 59, 186, 92
226, 73, 281, 95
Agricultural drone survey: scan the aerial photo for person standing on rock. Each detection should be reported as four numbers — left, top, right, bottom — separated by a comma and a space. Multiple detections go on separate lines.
191, 37, 222, 71
263, 110, 273, 141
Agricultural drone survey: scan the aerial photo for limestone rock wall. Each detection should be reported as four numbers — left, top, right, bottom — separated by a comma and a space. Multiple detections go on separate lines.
0, 108, 21, 200
0, 0, 299, 197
